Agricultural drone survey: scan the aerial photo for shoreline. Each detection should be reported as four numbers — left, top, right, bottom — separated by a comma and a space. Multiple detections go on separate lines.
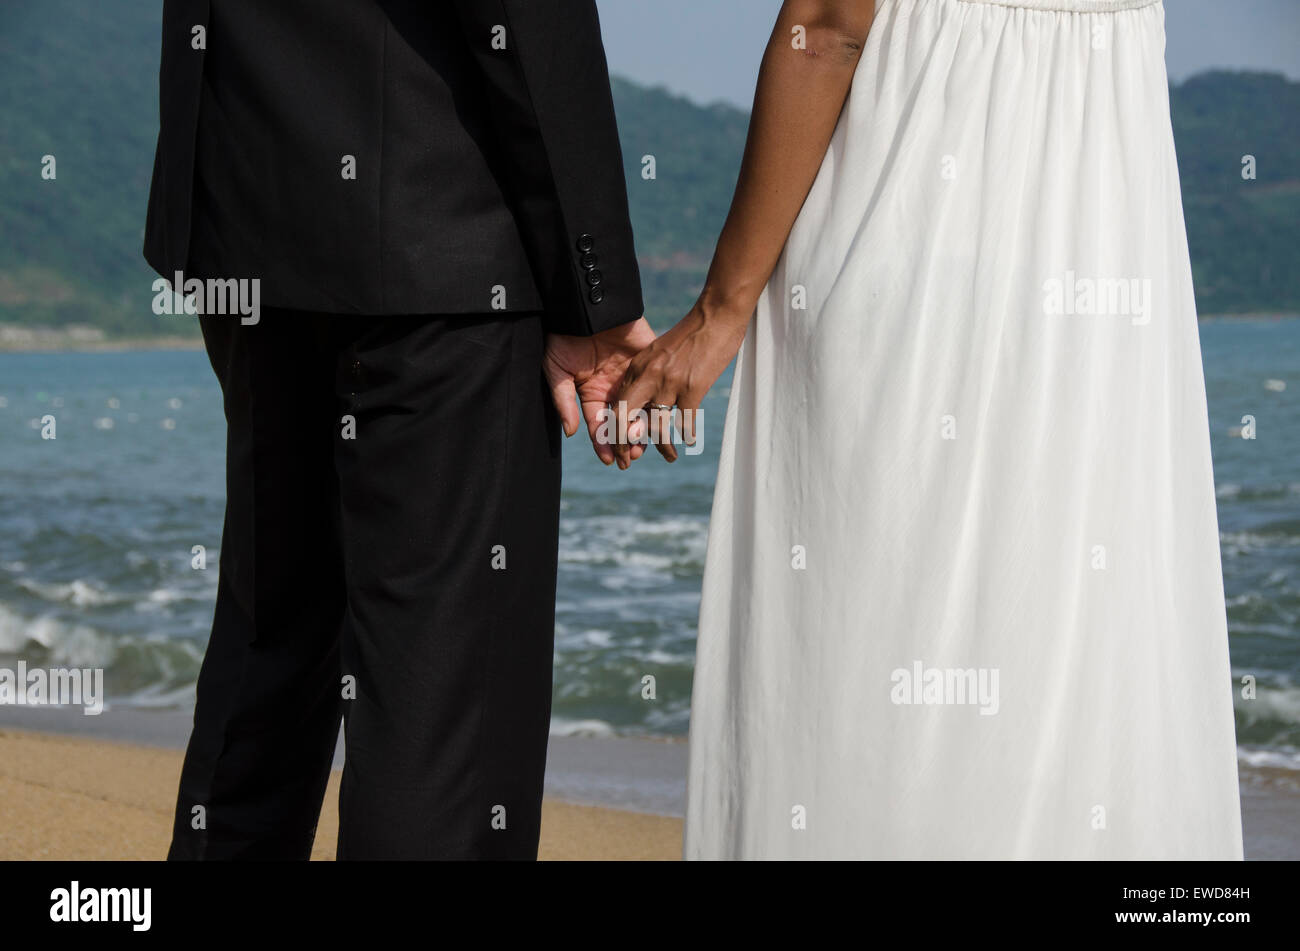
0, 726, 683, 861
1, 706, 1296, 859
0, 704, 688, 818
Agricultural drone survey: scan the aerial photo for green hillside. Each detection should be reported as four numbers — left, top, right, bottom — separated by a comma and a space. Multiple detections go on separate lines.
0, 2, 1295, 339
1171, 71, 1300, 314
0, 0, 161, 335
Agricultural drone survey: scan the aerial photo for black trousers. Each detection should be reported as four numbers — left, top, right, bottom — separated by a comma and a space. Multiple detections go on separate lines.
169, 307, 562, 860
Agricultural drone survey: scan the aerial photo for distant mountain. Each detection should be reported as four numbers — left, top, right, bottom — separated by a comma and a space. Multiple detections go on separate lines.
0, 2, 1295, 338
1171, 71, 1300, 315
0, 0, 161, 335
611, 78, 748, 324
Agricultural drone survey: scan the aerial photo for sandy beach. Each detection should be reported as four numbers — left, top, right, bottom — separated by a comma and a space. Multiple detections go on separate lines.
0, 728, 683, 861
2, 716, 1297, 860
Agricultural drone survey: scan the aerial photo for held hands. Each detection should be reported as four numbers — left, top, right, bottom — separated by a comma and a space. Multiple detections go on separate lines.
544, 317, 657, 466
545, 304, 750, 468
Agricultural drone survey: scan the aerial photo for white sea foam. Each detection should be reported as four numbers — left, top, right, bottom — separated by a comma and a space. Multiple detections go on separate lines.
17, 577, 120, 607
640, 649, 695, 666
550, 718, 617, 737
1220, 530, 1300, 559
139, 587, 191, 606
1238, 746, 1300, 772
1233, 680, 1300, 726
578, 629, 614, 648
559, 515, 709, 596
1216, 482, 1300, 502
562, 548, 676, 570
0, 603, 118, 668
111, 682, 197, 709
556, 590, 701, 621
561, 514, 707, 548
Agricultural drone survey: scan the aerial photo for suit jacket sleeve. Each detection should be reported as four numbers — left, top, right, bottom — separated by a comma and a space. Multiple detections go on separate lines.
449, 0, 644, 336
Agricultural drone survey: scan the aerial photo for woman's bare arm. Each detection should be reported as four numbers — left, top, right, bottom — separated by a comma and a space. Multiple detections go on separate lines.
695, 0, 877, 323
613, 0, 877, 466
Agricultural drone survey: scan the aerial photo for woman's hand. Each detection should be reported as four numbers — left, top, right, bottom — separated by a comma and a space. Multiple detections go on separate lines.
611, 301, 752, 467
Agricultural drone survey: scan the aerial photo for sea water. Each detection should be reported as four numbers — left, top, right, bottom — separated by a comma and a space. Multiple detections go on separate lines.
0, 318, 1296, 774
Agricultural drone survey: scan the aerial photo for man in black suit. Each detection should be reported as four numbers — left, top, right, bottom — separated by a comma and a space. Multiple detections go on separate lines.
145, 0, 652, 860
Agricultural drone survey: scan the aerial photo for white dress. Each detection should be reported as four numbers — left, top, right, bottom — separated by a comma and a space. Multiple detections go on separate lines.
685, 0, 1243, 859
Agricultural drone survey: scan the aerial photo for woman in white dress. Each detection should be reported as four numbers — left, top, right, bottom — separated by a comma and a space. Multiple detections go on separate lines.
614, 0, 1243, 859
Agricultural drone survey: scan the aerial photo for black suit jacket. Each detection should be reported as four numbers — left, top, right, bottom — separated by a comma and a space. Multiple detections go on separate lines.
144, 0, 643, 335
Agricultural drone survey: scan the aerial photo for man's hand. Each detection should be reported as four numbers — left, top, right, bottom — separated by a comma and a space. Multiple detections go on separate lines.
544, 317, 656, 467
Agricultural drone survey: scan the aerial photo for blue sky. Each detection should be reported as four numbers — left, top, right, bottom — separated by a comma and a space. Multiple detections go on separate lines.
596, 0, 1300, 109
